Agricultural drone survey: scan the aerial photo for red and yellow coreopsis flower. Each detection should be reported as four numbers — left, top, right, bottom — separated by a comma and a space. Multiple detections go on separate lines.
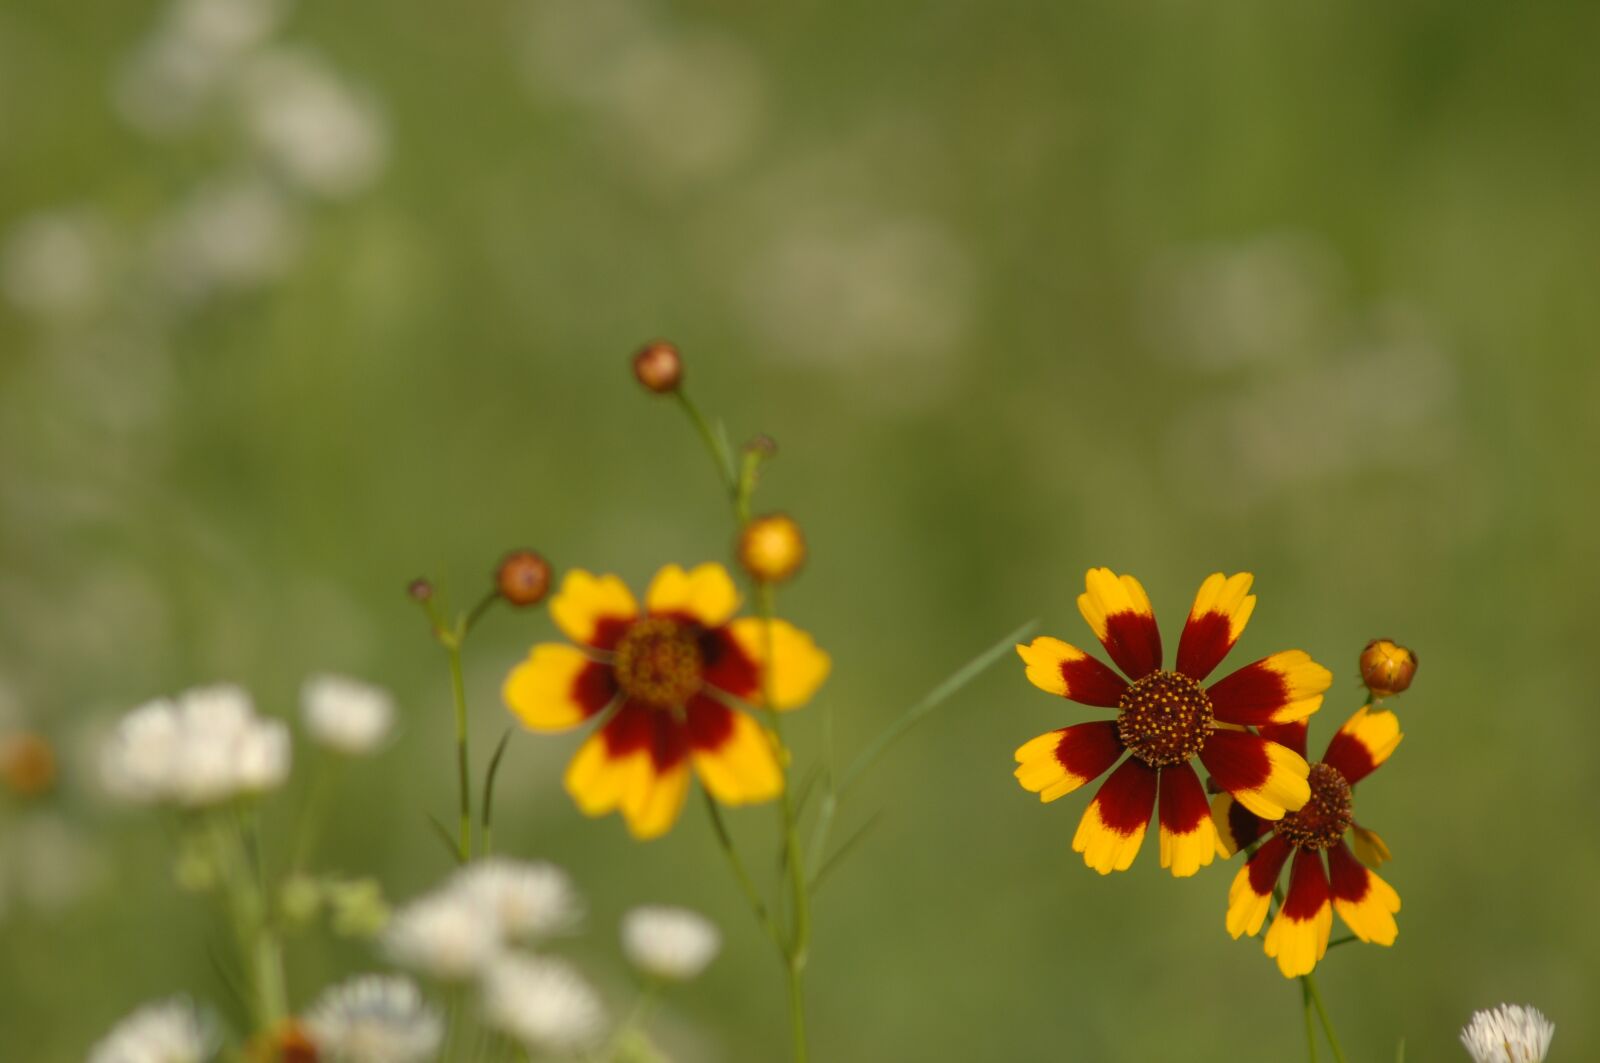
1217, 707, 1403, 977
1014, 569, 1333, 877
502, 563, 830, 840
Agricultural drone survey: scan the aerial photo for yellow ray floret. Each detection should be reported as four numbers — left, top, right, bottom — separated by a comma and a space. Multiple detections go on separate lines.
1256, 650, 1334, 723
1210, 793, 1239, 858
1014, 731, 1092, 802
564, 732, 649, 818
1339, 706, 1404, 770
1187, 571, 1257, 638
1073, 802, 1147, 875
1226, 863, 1273, 939
1350, 824, 1393, 867
503, 644, 605, 732
619, 760, 690, 840
1334, 870, 1401, 946
693, 713, 783, 806
1076, 567, 1154, 641
1159, 815, 1217, 879
1231, 743, 1311, 821
723, 618, 831, 710
550, 570, 638, 647
1264, 905, 1332, 979
646, 562, 740, 628
1016, 637, 1087, 697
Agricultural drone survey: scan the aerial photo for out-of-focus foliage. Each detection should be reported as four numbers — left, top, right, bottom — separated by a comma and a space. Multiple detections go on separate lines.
2, 0, 1596, 1059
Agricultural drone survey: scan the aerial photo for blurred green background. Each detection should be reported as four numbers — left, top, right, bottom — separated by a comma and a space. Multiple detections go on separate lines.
3, 0, 1596, 1059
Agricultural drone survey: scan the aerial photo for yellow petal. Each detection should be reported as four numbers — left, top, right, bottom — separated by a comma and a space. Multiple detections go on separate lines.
722, 617, 831, 710
503, 644, 614, 732
646, 563, 740, 628
550, 570, 639, 648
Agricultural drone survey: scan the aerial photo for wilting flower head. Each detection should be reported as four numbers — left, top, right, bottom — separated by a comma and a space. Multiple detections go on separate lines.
101, 685, 290, 807
1218, 707, 1404, 977
502, 563, 830, 839
303, 975, 443, 1063
451, 857, 583, 943
1014, 569, 1331, 876
1460, 1004, 1555, 1063
88, 996, 216, 1063
481, 954, 605, 1054
621, 905, 721, 982
382, 888, 501, 981
1360, 638, 1418, 697
300, 674, 396, 755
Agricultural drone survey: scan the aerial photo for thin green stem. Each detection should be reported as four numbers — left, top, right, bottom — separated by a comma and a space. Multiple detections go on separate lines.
1301, 979, 1318, 1063
291, 750, 338, 872
480, 727, 513, 859
1304, 973, 1347, 1063
444, 627, 473, 864
701, 791, 783, 949
675, 391, 738, 494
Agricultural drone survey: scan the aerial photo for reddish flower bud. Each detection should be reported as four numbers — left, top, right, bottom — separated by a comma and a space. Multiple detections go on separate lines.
738, 513, 807, 584
496, 550, 552, 607
407, 578, 433, 603
1360, 639, 1417, 697
632, 341, 683, 394
0, 731, 56, 798
743, 434, 778, 457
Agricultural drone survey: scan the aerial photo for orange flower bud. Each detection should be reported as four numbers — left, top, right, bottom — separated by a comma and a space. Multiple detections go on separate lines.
1360, 639, 1417, 697
738, 513, 807, 584
632, 341, 683, 394
0, 731, 56, 798
496, 550, 552, 607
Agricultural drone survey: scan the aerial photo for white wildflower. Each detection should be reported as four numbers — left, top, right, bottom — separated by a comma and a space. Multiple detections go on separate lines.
1, 210, 116, 321
237, 48, 388, 200
383, 888, 500, 980
482, 954, 605, 1054
100, 685, 290, 807
88, 996, 215, 1063
167, 0, 288, 55
303, 974, 442, 1063
1461, 1003, 1555, 1063
452, 857, 582, 943
300, 674, 395, 755
620, 905, 720, 982
148, 176, 301, 302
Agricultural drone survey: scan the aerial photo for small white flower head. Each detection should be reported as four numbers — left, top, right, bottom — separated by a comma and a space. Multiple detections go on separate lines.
451, 857, 583, 943
148, 176, 301, 303
1461, 1004, 1555, 1063
303, 974, 442, 1063
482, 954, 605, 1054
300, 674, 396, 755
100, 685, 290, 807
237, 48, 389, 200
1, 209, 117, 321
383, 888, 500, 981
88, 996, 216, 1063
621, 905, 721, 982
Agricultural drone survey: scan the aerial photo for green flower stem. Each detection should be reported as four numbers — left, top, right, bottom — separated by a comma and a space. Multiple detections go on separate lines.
702, 791, 783, 950
214, 809, 287, 1034
675, 390, 738, 498
1301, 979, 1318, 1063
1304, 973, 1347, 1063
445, 634, 473, 864
291, 750, 338, 872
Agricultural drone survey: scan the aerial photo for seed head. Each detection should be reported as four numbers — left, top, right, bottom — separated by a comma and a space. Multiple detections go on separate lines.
738, 513, 807, 584
496, 550, 552, 607
1360, 638, 1417, 697
632, 340, 683, 394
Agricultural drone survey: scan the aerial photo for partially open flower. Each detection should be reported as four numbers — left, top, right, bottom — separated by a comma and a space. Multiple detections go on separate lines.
621, 905, 721, 982
496, 550, 552, 607
738, 514, 807, 584
1360, 639, 1417, 697
632, 340, 683, 393
1460, 1004, 1554, 1063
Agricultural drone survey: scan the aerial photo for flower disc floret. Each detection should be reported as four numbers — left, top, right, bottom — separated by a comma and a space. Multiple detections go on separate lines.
612, 617, 703, 709
1117, 670, 1213, 767
1276, 762, 1352, 851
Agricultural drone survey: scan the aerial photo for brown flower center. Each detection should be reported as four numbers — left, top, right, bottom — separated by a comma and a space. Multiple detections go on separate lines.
1278, 762, 1353, 850
612, 617, 704, 708
1117, 670, 1214, 767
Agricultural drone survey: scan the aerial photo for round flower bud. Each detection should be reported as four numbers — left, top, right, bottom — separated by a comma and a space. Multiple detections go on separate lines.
0, 731, 56, 798
1360, 639, 1417, 697
738, 513, 806, 584
632, 341, 683, 394
743, 434, 778, 457
407, 578, 433, 602
496, 550, 552, 607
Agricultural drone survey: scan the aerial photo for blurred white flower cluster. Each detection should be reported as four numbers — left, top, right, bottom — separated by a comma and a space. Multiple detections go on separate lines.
88, 996, 216, 1063
1460, 1003, 1555, 1063
300, 673, 396, 755
621, 905, 721, 983
303, 974, 442, 1063
100, 685, 289, 807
